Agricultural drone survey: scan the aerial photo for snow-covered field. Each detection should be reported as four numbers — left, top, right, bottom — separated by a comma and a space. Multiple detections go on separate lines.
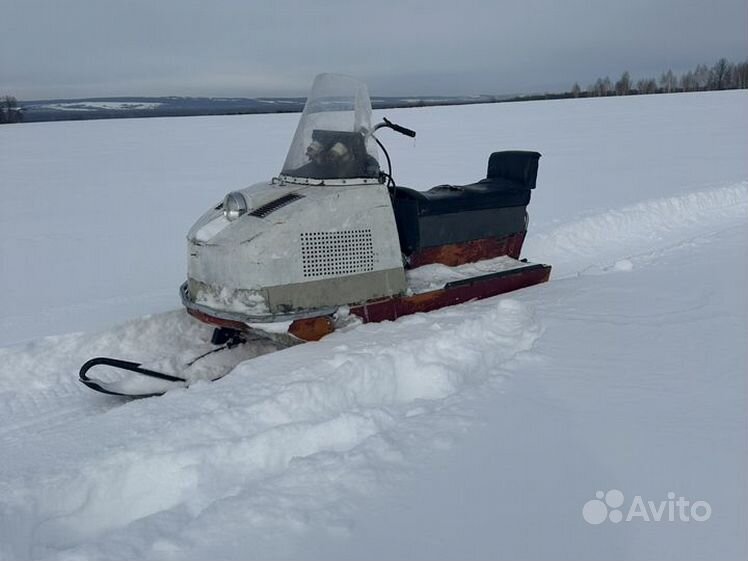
29, 101, 165, 112
0, 91, 746, 560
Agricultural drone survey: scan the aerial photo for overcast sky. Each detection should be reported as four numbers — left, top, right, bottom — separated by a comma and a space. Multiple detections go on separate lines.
1, 0, 746, 100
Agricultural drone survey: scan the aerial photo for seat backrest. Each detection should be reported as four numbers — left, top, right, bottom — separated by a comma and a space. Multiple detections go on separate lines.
487, 151, 541, 189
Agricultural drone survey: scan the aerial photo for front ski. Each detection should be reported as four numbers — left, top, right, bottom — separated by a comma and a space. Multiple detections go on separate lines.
79, 328, 249, 397
79, 357, 188, 397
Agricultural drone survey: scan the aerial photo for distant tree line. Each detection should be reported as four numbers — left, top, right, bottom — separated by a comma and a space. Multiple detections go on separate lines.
4, 57, 747, 125
571, 57, 748, 98
0, 96, 23, 124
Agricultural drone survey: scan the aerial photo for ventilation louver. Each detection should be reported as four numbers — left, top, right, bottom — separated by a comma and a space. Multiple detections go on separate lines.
249, 193, 304, 218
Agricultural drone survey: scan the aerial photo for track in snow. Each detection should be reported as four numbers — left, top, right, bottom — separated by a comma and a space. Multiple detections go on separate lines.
524, 181, 748, 276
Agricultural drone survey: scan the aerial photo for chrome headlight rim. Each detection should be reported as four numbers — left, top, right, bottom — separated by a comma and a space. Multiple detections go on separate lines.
223, 191, 248, 221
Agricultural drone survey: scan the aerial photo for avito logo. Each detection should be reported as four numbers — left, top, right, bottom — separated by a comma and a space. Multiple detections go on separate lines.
583, 490, 711, 525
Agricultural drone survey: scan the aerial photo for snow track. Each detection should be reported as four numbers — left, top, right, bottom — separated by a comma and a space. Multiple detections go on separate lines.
524, 181, 748, 276
0, 299, 540, 559
0, 312, 279, 458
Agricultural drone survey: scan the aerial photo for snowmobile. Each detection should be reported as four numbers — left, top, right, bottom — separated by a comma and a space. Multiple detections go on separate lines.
80, 73, 551, 397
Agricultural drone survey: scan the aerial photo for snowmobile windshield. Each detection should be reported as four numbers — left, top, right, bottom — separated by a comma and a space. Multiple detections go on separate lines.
280, 74, 380, 182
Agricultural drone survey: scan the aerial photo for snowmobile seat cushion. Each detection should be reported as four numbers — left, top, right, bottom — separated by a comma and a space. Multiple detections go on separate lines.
390, 151, 541, 216
391, 186, 529, 253
391, 178, 531, 216
390, 151, 540, 254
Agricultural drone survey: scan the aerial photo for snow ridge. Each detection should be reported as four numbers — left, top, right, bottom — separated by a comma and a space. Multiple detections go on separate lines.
524, 181, 748, 275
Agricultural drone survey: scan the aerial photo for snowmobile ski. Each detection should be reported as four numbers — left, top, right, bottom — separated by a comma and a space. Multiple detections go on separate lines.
79, 328, 249, 397
79, 357, 188, 397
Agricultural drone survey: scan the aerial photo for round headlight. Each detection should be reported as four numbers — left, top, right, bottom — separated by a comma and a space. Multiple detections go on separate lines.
223, 191, 247, 221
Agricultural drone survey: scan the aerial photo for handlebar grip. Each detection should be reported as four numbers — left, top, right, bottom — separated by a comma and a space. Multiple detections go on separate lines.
383, 117, 416, 138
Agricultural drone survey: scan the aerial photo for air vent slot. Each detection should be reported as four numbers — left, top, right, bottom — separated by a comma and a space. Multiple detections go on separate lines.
249, 193, 304, 218
301, 230, 375, 278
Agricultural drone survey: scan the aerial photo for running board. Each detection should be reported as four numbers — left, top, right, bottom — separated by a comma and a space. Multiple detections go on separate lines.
351, 258, 551, 323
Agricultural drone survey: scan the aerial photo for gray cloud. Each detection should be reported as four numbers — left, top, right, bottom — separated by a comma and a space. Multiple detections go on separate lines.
1, 0, 746, 99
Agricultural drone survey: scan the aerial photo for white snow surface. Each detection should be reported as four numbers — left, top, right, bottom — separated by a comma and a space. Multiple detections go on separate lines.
0, 91, 746, 560
405, 255, 538, 294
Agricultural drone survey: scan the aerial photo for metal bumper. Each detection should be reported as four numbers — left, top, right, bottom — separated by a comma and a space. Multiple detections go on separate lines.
179, 281, 337, 326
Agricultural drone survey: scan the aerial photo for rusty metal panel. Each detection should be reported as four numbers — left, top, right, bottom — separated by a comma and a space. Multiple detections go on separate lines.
407, 232, 527, 268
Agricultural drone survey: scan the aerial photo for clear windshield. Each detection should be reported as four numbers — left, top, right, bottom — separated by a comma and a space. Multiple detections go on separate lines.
281, 73, 379, 181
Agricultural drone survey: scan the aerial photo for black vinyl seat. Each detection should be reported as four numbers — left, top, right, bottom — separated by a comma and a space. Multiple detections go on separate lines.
392, 177, 531, 215
390, 151, 541, 255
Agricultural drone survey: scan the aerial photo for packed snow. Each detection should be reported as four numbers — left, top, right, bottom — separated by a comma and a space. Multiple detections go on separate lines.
0, 91, 746, 560
405, 255, 538, 294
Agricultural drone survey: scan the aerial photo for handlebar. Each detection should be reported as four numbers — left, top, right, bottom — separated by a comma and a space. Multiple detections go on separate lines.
373, 117, 416, 138
383, 117, 416, 138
